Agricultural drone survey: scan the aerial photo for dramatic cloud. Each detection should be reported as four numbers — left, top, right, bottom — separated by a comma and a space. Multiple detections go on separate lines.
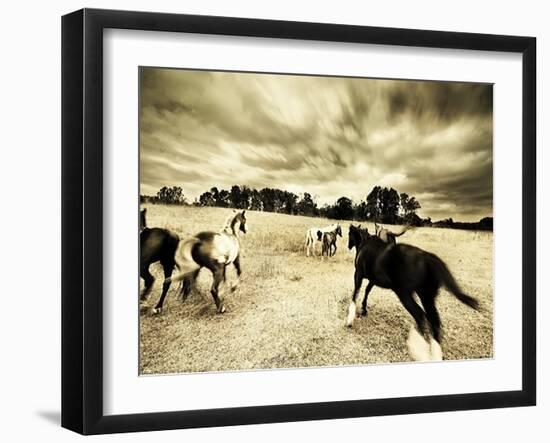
140, 68, 493, 221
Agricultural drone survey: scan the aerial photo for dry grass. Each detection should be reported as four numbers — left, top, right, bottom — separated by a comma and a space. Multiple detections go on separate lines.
140, 205, 493, 374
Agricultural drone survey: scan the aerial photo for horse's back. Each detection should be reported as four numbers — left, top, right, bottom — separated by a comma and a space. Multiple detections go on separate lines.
192, 231, 240, 266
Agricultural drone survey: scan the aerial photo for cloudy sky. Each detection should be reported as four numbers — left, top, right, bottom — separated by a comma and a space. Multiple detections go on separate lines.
140, 68, 493, 221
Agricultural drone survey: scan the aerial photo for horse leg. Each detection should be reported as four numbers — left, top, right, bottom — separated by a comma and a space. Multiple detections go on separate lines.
332, 242, 337, 257
346, 270, 363, 327
230, 255, 242, 293
418, 288, 442, 343
152, 260, 175, 314
418, 288, 443, 360
140, 264, 154, 301
360, 281, 374, 317
210, 267, 226, 314
396, 289, 437, 361
396, 289, 429, 338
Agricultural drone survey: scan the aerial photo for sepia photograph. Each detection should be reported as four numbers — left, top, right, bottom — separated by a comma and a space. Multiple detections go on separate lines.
138, 67, 493, 375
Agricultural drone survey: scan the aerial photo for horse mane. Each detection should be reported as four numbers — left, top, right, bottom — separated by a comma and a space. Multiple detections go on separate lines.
220, 210, 246, 236
220, 211, 237, 233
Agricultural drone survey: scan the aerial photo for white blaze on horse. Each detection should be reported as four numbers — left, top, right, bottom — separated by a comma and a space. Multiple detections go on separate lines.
158, 210, 248, 315
305, 223, 341, 256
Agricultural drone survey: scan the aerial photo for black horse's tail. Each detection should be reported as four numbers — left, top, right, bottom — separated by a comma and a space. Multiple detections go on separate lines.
429, 255, 479, 310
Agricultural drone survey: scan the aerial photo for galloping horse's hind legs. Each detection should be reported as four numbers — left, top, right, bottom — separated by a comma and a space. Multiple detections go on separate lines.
396, 289, 430, 340
210, 267, 226, 314
397, 289, 443, 361
140, 265, 154, 301
417, 287, 442, 343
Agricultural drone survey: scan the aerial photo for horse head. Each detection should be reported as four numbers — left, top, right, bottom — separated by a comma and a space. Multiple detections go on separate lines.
336, 224, 343, 237
237, 210, 248, 234
348, 224, 361, 250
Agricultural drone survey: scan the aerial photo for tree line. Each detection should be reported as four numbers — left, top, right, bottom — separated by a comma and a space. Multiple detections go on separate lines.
140, 184, 492, 230
141, 184, 426, 225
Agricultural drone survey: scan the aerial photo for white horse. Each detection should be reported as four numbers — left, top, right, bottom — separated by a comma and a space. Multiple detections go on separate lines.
305, 223, 340, 256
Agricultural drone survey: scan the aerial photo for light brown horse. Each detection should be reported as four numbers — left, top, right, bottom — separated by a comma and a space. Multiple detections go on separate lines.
160, 210, 248, 314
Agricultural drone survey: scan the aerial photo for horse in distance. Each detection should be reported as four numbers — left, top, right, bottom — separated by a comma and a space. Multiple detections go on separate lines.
161, 210, 248, 315
306, 223, 341, 256
318, 224, 343, 257
347, 224, 479, 361
139, 208, 180, 310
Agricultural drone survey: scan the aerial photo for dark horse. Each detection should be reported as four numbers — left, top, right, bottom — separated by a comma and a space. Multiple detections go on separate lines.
139, 208, 180, 312
161, 210, 248, 314
317, 224, 342, 257
347, 224, 479, 360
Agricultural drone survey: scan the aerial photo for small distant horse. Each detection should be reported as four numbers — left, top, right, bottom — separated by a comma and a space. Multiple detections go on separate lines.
318, 225, 343, 257
306, 223, 341, 256
139, 209, 180, 311
347, 224, 479, 361
161, 210, 248, 315
374, 220, 410, 245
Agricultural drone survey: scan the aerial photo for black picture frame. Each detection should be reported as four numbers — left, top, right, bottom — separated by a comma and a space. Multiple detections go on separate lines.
61, 8, 536, 435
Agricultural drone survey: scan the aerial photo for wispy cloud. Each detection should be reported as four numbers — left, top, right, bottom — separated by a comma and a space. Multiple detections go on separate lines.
140, 68, 492, 221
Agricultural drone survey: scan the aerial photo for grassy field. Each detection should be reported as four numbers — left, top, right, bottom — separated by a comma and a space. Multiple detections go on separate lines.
139, 205, 493, 375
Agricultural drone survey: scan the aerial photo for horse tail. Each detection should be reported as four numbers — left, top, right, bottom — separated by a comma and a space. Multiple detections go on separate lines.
394, 225, 413, 237
429, 255, 479, 310
166, 237, 201, 283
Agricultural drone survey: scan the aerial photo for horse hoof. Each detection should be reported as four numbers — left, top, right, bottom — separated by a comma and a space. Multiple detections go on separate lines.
218, 305, 226, 314
152, 307, 162, 315
360, 311, 368, 317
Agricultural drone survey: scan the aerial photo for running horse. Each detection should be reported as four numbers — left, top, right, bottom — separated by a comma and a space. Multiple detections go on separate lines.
159, 210, 248, 314
346, 224, 479, 361
305, 223, 341, 256
139, 208, 180, 310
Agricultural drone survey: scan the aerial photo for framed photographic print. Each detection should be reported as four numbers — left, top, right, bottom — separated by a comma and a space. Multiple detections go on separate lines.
61, 8, 536, 435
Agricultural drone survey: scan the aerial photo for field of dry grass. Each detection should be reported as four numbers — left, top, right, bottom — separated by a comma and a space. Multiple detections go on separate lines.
139, 205, 493, 375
